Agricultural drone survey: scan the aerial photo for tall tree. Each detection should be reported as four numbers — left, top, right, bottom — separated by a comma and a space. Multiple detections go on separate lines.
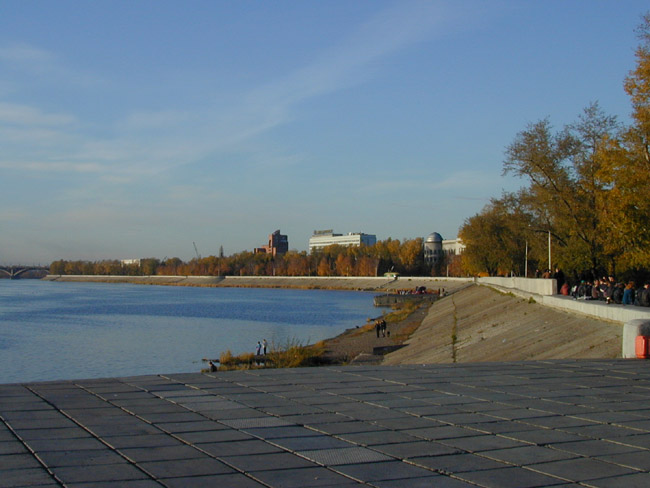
503, 104, 617, 277
599, 13, 650, 271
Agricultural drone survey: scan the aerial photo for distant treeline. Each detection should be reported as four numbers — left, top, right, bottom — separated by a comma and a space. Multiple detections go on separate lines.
49, 238, 464, 278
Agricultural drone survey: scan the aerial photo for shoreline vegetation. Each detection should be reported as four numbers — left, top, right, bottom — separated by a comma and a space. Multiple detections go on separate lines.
203, 299, 428, 372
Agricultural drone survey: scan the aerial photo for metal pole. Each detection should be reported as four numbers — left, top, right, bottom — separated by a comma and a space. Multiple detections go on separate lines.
525, 240, 528, 278
548, 231, 551, 270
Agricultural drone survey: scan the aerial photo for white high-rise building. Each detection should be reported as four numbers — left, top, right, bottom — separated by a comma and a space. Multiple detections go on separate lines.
309, 230, 377, 252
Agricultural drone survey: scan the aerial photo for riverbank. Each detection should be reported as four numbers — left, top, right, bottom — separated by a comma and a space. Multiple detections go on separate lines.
44, 275, 627, 364
42, 274, 468, 293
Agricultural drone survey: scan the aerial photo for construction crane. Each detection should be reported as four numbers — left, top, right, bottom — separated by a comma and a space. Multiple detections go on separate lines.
193, 242, 201, 260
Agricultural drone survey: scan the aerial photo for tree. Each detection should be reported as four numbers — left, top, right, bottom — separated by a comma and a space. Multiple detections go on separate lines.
503, 103, 618, 277
459, 197, 528, 276
598, 13, 650, 271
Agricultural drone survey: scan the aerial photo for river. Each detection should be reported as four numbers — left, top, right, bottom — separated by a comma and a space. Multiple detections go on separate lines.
0, 280, 378, 384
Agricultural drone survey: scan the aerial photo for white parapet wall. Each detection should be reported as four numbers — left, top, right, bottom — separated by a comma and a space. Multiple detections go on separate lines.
477, 276, 557, 295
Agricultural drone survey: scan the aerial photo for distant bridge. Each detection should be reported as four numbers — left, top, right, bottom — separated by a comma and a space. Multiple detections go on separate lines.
0, 265, 50, 279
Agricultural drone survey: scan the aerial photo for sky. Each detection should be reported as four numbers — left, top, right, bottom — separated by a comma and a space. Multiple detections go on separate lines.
1, 0, 648, 264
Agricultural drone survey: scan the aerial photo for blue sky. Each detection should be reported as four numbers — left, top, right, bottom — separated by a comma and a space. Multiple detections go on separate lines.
1, 0, 647, 264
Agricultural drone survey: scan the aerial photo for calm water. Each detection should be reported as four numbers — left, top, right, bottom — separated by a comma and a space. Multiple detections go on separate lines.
0, 280, 378, 384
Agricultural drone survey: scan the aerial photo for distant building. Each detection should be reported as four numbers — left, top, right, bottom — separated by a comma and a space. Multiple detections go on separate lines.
121, 259, 141, 266
255, 230, 289, 257
423, 232, 464, 265
309, 230, 377, 253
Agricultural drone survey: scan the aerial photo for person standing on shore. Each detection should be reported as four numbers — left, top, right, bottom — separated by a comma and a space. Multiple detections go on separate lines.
263, 339, 268, 355
375, 320, 381, 338
256, 341, 261, 356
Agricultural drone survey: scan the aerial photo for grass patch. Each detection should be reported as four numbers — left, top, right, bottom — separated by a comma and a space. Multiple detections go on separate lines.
385, 301, 419, 323
207, 338, 328, 371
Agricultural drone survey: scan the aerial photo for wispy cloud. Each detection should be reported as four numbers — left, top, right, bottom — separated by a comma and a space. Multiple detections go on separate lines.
0, 102, 75, 126
244, 1, 448, 124
0, 43, 56, 65
0, 161, 102, 173
0, 1, 454, 183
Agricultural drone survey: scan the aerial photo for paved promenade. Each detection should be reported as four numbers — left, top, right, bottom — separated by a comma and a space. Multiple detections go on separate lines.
2, 360, 650, 487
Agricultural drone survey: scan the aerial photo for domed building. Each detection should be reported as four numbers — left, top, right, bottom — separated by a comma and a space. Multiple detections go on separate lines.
424, 232, 465, 267
424, 232, 444, 265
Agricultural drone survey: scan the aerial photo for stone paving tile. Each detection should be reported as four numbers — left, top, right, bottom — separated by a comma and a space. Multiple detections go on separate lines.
13, 426, 93, 441
308, 420, 387, 435
439, 433, 531, 452
66, 479, 162, 487
518, 414, 599, 429
334, 459, 439, 481
562, 423, 646, 439
527, 457, 641, 482
411, 452, 512, 473
119, 444, 205, 463
585, 472, 650, 488
137, 412, 208, 424
480, 445, 580, 465
154, 419, 228, 433
298, 446, 393, 465
199, 439, 285, 457
550, 439, 641, 457
403, 424, 489, 441
0, 440, 29, 455
0, 467, 59, 487
103, 433, 184, 449
222, 451, 320, 471
252, 466, 361, 487
371, 415, 445, 430
271, 434, 356, 451
372, 439, 461, 458
53, 463, 151, 484
140, 457, 236, 479
336, 429, 420, 446
503, 428, 587, 445
372, 474, 479, 487
23, 437, 107, 452
617, 433, 650, 449
161, 473, 268, 488
594, 451, 650, 470
35, 448, 127, 467
0, 453, 44, 469
173, 428, 254, 444
455, 465, 568, 487
244, 425, 323, 439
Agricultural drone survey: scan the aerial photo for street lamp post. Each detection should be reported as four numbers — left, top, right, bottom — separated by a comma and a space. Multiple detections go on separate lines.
525, 240, 528, 278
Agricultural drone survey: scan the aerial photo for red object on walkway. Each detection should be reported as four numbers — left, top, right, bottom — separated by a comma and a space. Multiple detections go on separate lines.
635, 335, 650, 359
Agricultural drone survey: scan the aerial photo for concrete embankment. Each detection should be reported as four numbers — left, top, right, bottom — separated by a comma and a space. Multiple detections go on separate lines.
384, 284, 625, 364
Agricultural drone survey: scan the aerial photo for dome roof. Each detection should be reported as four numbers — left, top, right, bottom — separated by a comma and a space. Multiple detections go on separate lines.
425, 232, 443, 243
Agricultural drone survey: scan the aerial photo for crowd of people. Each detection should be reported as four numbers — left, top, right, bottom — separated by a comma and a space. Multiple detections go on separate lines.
558, 275, 650, 306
